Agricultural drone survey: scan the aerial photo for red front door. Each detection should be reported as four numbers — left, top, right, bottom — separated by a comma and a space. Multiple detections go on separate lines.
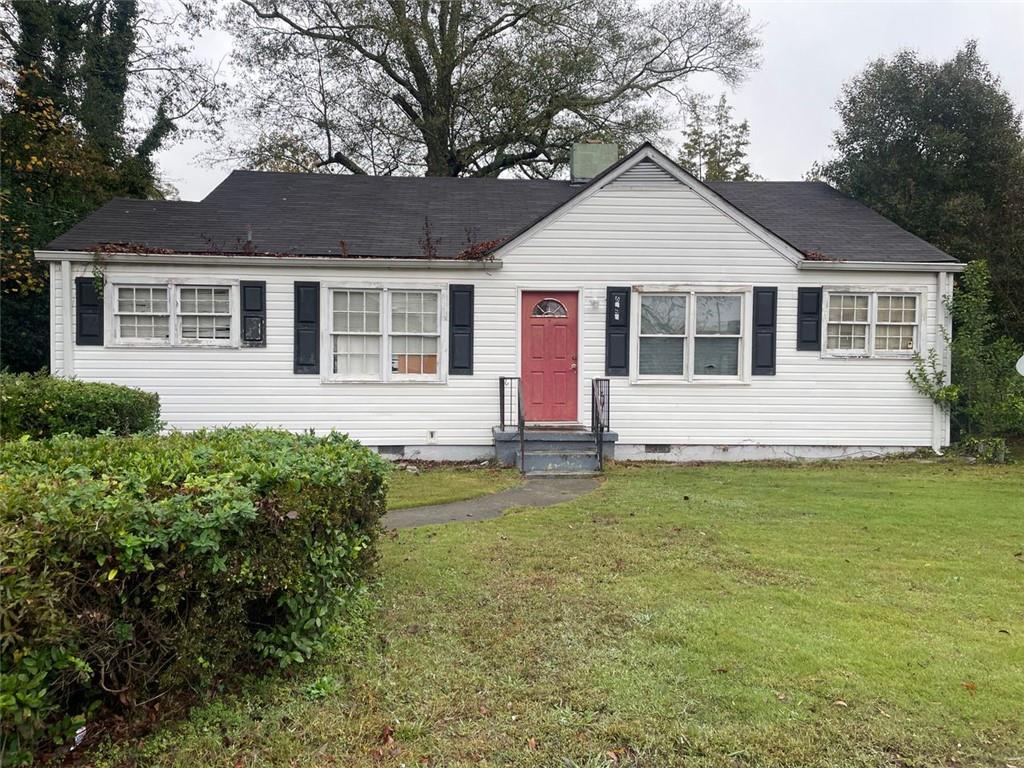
521, 291, 578, 422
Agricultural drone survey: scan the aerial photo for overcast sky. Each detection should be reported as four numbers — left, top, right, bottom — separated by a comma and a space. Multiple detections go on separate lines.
154, 0, 1024, 200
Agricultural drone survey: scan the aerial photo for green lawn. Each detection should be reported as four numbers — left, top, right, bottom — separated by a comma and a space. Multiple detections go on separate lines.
90, 461, 1023, 767
387, 464, 522, 509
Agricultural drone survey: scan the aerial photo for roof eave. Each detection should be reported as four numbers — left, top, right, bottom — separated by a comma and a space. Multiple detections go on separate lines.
796, 259, 964, 272
34, 250, 502, 270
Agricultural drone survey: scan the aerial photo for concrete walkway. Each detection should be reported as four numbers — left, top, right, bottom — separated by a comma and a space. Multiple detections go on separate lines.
382, 476, 600, 529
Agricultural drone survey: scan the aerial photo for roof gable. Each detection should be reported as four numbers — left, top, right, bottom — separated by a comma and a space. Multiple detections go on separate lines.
491, 144, 806, 267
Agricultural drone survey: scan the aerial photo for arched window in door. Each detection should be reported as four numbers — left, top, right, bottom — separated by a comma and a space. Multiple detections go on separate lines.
531, 298, 568, 317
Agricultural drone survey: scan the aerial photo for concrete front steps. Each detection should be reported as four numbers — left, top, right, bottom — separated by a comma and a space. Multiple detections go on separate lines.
494, 426, 617, 476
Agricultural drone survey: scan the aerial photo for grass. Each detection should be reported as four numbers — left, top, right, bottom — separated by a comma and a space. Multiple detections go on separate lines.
88, 460, 1023, 767
386, 464, 522, 509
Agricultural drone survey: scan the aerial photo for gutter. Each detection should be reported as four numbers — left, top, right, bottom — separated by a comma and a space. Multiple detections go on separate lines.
34, 250, 502, 270
796, 260, 964, 273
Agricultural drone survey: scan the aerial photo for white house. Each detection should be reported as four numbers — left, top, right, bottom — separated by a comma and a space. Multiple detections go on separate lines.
38, 144, 961, 473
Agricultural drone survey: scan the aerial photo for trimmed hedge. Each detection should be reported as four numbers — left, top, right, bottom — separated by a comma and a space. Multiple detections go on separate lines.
0, 373, 160, 440
0, 429, 389, 765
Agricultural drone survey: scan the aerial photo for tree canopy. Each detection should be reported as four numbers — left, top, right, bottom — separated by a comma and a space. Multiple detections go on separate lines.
677, 93, 755, 181
221, 0, 762, 177
816, 42, 1024, 341
0, 0, 223, 371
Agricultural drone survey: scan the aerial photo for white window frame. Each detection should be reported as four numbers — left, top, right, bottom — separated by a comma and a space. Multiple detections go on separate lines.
630, 284, 752, 384
321, 282, 447, 384
112, 284, 172, 346
822, 288, 923, 359
175, 284, 237, 347
106, 278, 239, 348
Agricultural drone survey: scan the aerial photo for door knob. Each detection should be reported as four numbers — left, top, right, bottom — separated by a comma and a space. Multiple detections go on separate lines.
571, 363, 577, 370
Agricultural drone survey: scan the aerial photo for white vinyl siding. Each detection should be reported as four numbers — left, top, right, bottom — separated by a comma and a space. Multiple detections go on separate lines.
55, 157, 949, 451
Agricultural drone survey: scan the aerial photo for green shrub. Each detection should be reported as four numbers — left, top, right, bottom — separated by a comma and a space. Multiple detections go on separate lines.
0, 372, 161, 439
908, 260, 1024, 439
0, 429, 389, 765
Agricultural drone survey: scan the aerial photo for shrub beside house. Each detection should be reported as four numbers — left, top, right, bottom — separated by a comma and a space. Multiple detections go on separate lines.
0, 427, 389, 764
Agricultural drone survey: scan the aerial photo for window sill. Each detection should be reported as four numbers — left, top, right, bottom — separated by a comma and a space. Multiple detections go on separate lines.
822, 352, 915, 360
320, 378, 448, 385
630, 377, 751, 386
110, 341, 238, 349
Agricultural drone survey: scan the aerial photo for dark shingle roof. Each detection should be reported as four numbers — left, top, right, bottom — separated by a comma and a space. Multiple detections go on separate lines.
45, 165, 957, 264
707, 181, 957, 263
46, 171, 580, 259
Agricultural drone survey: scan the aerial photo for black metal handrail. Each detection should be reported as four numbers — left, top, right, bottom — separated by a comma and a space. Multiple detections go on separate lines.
499, 376, 525, 471
591, 378, 610, 471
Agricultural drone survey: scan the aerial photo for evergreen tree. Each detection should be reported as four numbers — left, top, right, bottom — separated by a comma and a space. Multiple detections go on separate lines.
678, 94, 755, 181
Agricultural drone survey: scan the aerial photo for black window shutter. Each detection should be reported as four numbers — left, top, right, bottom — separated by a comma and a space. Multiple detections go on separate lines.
448, 284, 474, 375
240, 281, 266, 347
293, 282, 319, 374
605, 287, 631, 376
75, 276, 103, 346
797, 287, 823, 351
751, 287, 777, 375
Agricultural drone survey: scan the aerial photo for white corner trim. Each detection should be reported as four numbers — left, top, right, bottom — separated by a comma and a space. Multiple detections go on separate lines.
797, 260, 964, 273
34, 250, 501, 270
60, 260, 74, 377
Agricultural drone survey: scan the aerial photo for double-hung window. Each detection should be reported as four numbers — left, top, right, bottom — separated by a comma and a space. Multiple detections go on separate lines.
178, 287, 232, 342
390, 290, 440, 377
637, 289, 746, 380
110, 282, 236, 346
327, 287, 442, 381
115, 286, 170, 342
824, 291, 919, 357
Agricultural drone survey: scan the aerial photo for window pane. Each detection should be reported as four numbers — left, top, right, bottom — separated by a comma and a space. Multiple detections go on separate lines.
391, 291, 438, 338
213, 289, 230, 313
875, 324, 916, 351
826, 323, 867, 350
422, 306, 438, 333
333, 334, 380, 377
391, 335, 438, 375
639, 337, 685, 375
332, 290, 381, 336
117, 287, 134, 312
694, 337, 739, 376
531, 299, 567, 317
151, 288, 168, 313
696, 295, 741, 335
877, 295, 916, 324
640, 295, 687, 335
829, 294, 869, 323
180, 288, 197, 314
